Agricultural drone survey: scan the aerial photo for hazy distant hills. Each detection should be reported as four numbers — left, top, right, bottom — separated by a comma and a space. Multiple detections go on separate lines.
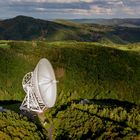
70, 18, 140, 28
0, 15, 140, 43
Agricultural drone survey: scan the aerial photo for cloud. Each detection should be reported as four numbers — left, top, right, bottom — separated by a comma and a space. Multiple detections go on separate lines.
0, 0, 139, 19
90, 5, 112, 15
12, 0, 94, 3
114, 5, 140, 16
123, 0, 140, 7
10, 1, 91, 10
34, 7, 90, 15
106, 0, 124, 6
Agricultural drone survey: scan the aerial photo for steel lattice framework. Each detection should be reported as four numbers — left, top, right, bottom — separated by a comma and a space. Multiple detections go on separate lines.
20, 72, 46, 113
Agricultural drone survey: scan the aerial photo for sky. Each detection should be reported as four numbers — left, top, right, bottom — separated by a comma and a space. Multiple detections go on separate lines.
0, 0, 140, 19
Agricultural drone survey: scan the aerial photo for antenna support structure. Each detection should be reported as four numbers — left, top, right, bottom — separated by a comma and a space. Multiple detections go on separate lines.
20, 72, 46, 113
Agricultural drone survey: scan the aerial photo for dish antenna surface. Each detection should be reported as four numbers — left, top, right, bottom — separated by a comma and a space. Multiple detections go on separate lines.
20, 58, 57, 113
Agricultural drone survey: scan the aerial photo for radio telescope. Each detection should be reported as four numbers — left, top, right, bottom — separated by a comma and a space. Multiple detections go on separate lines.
20, 58, 57, 113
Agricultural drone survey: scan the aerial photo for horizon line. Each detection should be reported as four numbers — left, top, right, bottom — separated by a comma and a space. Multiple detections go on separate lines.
0, 15, 140, 20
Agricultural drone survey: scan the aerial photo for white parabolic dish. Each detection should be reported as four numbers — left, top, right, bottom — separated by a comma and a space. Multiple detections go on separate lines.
20, 58, 57, 113
33, 58, 57, 108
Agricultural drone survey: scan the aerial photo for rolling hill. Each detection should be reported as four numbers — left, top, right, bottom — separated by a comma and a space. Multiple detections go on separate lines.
70, 18, 140, 27
0, 40, 140, 104
0, 15, 67, 40
0, 16, 140, 43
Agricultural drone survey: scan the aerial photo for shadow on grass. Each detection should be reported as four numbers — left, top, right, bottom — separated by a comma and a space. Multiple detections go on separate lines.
0, 100, 41, 126
90, 98, 138, 111
0, 100, 21, 113
53, 98, 138, 117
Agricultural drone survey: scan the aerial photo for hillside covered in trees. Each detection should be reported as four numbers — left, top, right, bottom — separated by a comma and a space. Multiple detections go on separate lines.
0, 40, 140, 139
0, 110, 48, 140
0, 16, 140, 44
